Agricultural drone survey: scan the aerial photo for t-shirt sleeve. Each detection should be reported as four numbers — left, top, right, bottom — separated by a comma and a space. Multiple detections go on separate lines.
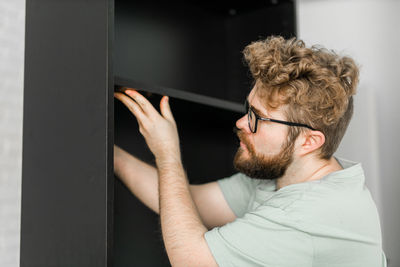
217, 172, 260, 218
204, 209, 313, 267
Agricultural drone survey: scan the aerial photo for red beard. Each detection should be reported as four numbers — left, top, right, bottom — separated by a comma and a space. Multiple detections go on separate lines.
233, 129, 295, 180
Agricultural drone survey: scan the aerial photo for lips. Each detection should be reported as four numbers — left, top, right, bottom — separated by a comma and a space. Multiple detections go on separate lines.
236, 130, 250, 151
240, 141, 247, 149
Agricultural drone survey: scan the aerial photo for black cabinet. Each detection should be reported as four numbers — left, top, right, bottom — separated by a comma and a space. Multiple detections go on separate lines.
21, 1, 295, 266
115, 1, 296, 105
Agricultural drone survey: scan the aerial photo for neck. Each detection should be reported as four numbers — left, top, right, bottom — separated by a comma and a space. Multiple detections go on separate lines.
275, 156, 342, 191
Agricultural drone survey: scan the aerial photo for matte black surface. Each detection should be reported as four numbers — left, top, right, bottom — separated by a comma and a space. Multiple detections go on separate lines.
21, 0, 114, 266
114, 0, 296, 104
114, 92, 242, 266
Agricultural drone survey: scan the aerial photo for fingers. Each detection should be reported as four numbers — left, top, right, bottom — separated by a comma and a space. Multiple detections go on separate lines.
115, 89, 175, 126
160, 96, 175, 123
125, 89, 160, 118
114, 92, 147, 125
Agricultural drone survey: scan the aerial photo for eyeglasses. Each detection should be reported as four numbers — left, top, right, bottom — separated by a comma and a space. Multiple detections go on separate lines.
244, 100, 316, 133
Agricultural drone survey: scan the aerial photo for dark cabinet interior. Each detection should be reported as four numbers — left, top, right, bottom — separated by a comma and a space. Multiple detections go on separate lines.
21, 0, 295, 266
113, 1, 295, 266
115, 0, 296, 104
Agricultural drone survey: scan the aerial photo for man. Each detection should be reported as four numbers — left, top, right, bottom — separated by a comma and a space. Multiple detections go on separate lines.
114, 36, 386, 266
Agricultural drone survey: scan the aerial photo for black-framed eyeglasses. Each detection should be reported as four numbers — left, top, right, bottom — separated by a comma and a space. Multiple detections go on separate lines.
244, 100, 316, 133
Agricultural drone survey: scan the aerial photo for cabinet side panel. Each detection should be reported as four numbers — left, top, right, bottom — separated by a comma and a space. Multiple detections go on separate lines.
21, 0, 113, 266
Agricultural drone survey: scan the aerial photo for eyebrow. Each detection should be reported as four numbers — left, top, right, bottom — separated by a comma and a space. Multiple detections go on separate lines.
246, 96, 269, 118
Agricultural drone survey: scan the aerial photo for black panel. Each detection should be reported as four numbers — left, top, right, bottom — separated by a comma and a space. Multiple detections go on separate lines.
114, 0, 296, 105
114, 92, 242, 266
21, 0, 114, 266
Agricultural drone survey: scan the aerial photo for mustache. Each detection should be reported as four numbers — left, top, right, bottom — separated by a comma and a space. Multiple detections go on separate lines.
233, 126, 249, 146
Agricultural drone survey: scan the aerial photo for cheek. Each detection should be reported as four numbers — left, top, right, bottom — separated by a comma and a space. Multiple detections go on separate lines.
253, 127, 287, 155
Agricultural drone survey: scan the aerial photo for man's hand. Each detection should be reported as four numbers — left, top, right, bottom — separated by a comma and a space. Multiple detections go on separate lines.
114, 89, 180, 162
114, 89, 218, 266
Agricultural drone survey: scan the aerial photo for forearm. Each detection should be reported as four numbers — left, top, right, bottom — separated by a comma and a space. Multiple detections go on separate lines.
157, 157, 213, 266
114, 91, 216, 266
114, 145, 160, 214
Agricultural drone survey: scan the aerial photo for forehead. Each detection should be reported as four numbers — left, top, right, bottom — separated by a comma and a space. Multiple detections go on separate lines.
247, 88, 268, 115
248, 87, 285, 118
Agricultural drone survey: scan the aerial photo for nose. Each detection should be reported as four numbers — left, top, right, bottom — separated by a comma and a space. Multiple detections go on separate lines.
236, 114, 251, 133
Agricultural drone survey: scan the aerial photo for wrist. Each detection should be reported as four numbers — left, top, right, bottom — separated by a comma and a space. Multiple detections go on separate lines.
155, 146, 181, 162
156, 154, 182, 166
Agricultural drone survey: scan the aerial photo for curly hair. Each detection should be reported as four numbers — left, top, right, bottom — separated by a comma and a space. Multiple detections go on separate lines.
243, 36, 359, 159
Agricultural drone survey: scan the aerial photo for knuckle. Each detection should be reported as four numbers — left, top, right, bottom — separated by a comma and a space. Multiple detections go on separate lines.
129, 105, 136, 114
139, 127, 144, 134
135, 99, 143, 106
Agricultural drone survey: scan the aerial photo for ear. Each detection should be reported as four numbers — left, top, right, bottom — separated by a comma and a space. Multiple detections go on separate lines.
298, 130, 325, 156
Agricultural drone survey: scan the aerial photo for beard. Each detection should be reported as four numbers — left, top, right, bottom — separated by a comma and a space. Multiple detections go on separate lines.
233, 129, 295, 180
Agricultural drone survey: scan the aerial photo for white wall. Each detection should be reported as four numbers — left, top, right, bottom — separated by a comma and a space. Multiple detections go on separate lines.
297, 0, 400, 265
0, 0, 25, 266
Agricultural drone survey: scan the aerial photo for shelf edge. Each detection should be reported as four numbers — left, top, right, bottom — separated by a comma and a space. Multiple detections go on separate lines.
114, 76, 245, 114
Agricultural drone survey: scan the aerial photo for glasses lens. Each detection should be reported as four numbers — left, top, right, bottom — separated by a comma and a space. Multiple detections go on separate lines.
248, 108, 256, 132
245, 100, 256, 133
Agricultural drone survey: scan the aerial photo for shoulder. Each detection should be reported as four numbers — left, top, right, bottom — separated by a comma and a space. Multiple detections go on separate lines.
252, 165, 380, 238
217, 172, 265, 192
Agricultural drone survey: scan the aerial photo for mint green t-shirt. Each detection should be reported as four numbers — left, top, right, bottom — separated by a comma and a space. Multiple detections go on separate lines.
204, 157, 387, 267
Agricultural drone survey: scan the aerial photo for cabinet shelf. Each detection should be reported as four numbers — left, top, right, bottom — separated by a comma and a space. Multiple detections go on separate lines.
115, 75, 245, 113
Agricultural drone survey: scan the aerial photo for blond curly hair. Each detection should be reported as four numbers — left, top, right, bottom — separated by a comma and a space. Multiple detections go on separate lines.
243, 36, 359, 159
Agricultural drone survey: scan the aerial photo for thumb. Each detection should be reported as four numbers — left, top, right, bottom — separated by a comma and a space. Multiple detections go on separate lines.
160, 96, 175, 122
